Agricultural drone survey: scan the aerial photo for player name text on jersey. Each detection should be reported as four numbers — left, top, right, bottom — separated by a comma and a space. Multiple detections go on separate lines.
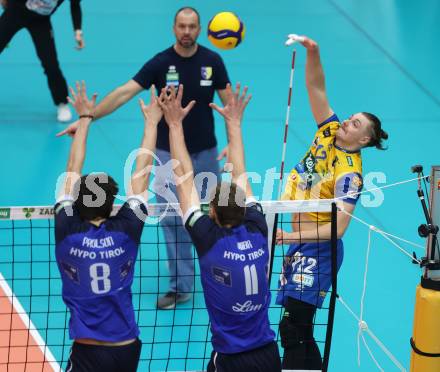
82, 236, 115, 248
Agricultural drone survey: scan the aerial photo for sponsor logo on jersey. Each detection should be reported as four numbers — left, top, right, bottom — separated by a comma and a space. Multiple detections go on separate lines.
293, 273, 314, 287
346, 155, 353, 167
166, 65, 179, 86
352, 174, 362, 188
237, 240, 253, 251
61, 261, 79, 283
212, 266, 232, 286
323, 128, 331, 138
232, 300, 263, 312
301, 152, 317, 188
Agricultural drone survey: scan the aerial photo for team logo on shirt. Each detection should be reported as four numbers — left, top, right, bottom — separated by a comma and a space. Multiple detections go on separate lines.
201, 66, 213, 79
200, 66, 213, 86
323, 128, 331, 138
346, 155, 353, 167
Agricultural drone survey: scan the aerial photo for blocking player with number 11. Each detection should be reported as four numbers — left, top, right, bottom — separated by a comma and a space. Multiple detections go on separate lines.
158, 83, 281, 371
54, 82, 161, 372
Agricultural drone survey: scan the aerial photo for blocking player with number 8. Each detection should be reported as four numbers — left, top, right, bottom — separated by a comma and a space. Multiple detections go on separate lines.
53, 81, 161, 372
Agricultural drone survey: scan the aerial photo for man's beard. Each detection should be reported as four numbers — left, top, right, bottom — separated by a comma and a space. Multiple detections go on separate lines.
178, 37, 196, 48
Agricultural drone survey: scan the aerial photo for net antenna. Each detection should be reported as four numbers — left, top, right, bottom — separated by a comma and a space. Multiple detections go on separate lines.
277, 34, 303, 199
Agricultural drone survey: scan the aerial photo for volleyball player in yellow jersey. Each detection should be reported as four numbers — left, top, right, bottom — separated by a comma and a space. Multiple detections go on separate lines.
276, 36, 388, 369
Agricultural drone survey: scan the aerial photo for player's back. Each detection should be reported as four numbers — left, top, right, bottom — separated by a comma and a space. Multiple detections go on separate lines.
185, 202, 276, 354
54, 200, 146, 342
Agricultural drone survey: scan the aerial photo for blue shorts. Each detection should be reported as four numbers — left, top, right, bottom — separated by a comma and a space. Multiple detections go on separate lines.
65, 339, 142, 372
207, 341, 281, 372
276, 240, 344, 308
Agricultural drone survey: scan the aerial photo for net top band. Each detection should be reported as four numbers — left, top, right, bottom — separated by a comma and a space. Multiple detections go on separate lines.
0, 199, 338, 221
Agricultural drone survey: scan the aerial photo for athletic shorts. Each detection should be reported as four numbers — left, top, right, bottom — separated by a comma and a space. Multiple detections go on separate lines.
276, 240, 344, 308
207, 341, 281, 372
65, 338, 142, 372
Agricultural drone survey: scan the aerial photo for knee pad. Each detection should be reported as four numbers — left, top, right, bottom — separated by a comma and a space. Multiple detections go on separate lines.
279, 314, 301, 350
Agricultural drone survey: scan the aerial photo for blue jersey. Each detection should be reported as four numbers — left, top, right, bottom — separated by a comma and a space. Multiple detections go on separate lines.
54, 196, 147, 342
185, 202, 276, 354
276, 240, 344, 308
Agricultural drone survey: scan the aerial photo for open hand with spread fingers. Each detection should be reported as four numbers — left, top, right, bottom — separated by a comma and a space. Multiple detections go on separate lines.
209, 82, 251, 126
67, 81, 97, 118
158, 84, 196, 128
139, 84, 163, 125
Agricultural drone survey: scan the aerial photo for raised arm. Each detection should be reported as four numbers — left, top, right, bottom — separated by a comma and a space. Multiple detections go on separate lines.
210, 83, 252, 198
56, 79, 143, 137
94, 80, 143, 120
129, 86, 161, 198
299, 36, 334, 124
158, 85, 197, 217
61, 81, 97, 196
215, 87, 231, 162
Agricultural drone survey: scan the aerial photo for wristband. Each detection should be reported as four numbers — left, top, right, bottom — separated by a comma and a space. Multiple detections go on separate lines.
79, 114, 94, 120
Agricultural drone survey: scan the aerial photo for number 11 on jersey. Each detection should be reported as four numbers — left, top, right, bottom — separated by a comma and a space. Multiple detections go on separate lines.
244, 264, 258, 295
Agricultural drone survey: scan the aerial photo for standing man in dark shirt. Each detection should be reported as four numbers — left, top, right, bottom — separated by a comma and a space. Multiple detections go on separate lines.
57, 7, 231, 309
0, 0, 85, 122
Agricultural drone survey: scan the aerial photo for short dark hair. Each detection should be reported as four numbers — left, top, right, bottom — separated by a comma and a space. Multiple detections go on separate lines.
73, 173, 119, 221
210, 182, 246, 227
174, 6, 200, 25
363, 112, 388, 150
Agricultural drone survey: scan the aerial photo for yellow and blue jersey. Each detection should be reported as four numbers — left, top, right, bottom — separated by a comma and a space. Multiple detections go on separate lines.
283, 114, 363, 223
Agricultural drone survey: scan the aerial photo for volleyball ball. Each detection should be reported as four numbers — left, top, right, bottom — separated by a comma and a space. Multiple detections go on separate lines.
207, 12, 245, 50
